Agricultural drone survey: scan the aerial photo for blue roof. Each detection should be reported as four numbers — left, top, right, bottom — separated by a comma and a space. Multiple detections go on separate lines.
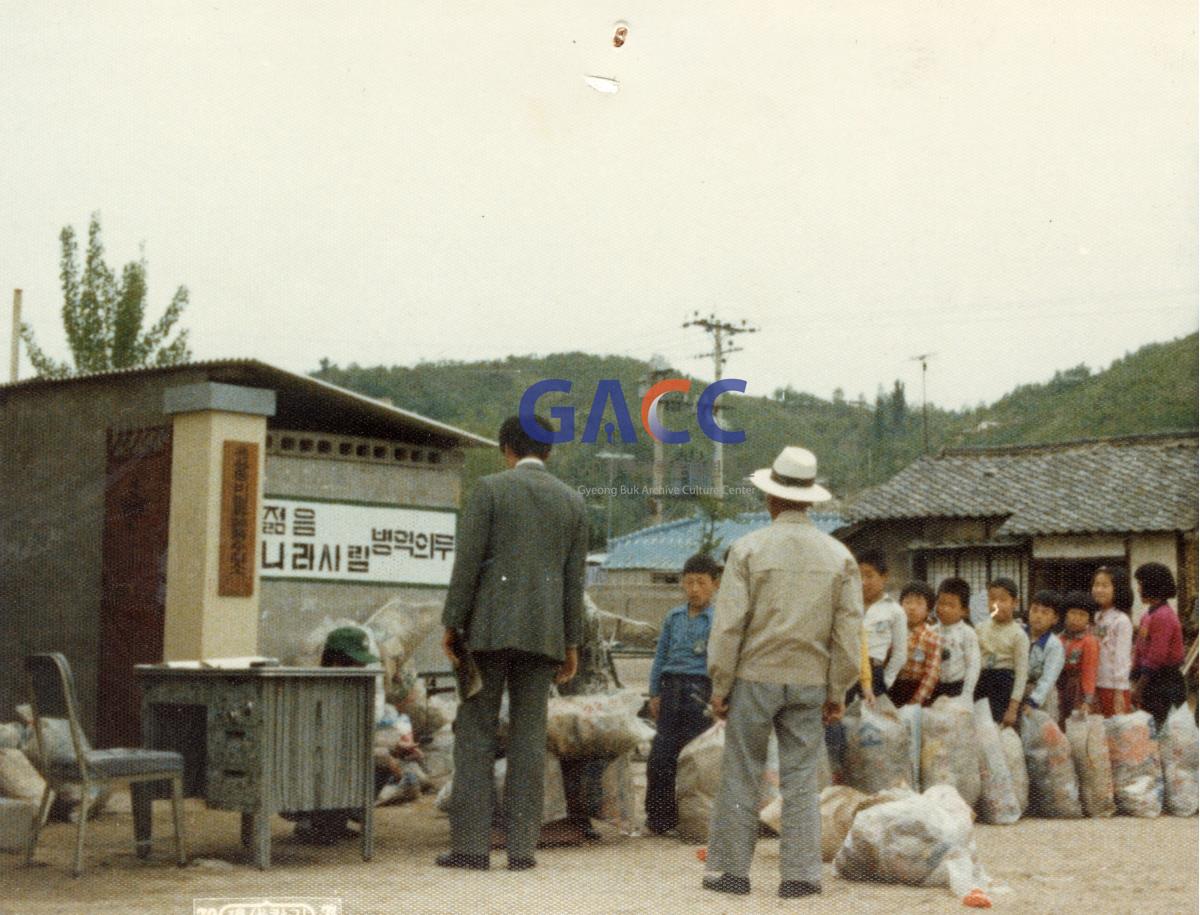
603, 511, 846, 571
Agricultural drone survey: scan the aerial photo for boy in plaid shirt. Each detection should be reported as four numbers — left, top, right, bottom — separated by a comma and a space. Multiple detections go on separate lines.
888, 581, 942, 706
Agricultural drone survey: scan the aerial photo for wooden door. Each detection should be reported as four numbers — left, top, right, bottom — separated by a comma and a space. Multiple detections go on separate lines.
97, 425, 172, 748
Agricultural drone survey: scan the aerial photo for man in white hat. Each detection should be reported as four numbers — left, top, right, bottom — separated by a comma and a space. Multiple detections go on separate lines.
702, 446, 863, 899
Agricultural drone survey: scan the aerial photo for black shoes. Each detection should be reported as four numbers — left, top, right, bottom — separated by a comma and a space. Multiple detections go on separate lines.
702, 873, 751, 895
779, 880, 821, 898
507, 857, 536, 870
435, 851, 490, 870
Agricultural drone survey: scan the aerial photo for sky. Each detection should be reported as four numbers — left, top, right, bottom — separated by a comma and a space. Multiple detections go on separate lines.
1, 1, 1195, 411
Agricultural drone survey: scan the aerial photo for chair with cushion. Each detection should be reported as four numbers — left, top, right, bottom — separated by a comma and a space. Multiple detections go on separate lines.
24, 652, 187, 876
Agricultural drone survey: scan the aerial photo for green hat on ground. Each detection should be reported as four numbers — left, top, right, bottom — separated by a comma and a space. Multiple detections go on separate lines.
324, 627, 378, 664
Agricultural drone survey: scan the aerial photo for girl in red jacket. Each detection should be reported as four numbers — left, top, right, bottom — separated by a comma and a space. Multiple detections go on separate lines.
1132, 562, 1187, 730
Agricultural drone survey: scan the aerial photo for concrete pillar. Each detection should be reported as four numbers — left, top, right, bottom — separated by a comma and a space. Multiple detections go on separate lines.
162, 382, 275, 660
1128, 532, 1181, 627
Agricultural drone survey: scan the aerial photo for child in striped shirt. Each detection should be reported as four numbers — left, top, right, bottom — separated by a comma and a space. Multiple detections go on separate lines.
888, 581, 941, 706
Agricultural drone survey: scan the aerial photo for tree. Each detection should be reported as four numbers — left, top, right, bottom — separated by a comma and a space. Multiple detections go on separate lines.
889, 379, 907, 430
20, 213, 191, 377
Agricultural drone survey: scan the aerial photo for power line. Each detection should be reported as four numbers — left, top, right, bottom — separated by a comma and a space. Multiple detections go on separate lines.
682, 311, 758, 497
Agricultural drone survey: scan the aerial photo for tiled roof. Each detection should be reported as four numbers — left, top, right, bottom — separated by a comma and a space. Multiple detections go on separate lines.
604, 510, 846, 570
847, 433, 1198, 536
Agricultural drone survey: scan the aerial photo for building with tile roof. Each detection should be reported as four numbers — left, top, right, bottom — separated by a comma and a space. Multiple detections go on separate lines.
837, 432, 1198, 625
589, 510, 845, 627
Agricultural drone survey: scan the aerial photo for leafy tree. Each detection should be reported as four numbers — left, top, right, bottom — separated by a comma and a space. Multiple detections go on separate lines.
20, 213, 191, 377
889, 379, 907, 430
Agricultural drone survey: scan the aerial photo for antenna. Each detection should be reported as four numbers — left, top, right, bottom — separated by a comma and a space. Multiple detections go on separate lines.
909, 352, 936, 453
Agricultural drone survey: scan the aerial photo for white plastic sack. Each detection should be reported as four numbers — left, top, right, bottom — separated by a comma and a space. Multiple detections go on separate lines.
1104, 711, 1163, 818
800, 785, 907, 862
0, 724, 24, 750
1064, 712, 1116, 818
435, 756, 566, 824
595, 753, 637, 834
546, 691, 645, 760
921, 697, 981, 806
420, 724, 455, 787
365, 597, 440, 669
843, 697, 913, 794
1021, 709, 1082, 818
896, 704, 923, 792
674, 723, 779, 843
835, 784, 992, 900
973, 701, 1020, 824
999, 727, 1029, 815
0, 748, 46, 803
1158, 704, 1199, 817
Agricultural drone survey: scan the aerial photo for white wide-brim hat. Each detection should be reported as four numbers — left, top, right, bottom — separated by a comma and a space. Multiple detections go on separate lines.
748, 446, 832, 503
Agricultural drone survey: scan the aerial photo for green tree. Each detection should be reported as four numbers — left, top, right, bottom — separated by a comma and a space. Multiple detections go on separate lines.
889, 379, 907, 430
20, 213, 191, 377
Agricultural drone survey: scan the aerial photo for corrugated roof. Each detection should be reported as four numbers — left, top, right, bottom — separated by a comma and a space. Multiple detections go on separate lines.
0, 358, 496, 449
604, 510, 846, 570
847, 433, 1198, 535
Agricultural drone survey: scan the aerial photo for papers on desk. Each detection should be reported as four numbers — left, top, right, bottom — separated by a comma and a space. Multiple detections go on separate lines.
162, 657, 279, 670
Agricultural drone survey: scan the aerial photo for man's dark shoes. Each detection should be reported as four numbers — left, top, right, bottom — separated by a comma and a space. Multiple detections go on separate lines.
435, 851, 490, 870
702, 873, 750, 895
507, 856, 536, 871
779, 880, 821, 898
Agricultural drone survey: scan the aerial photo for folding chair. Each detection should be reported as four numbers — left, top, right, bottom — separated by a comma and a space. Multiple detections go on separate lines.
24, 652, 187, 876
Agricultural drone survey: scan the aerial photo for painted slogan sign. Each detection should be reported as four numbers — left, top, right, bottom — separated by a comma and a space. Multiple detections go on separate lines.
259, 496, 456, 586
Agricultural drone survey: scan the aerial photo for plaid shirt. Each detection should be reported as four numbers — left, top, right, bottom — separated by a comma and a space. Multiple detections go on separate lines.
894, 622, 942, 705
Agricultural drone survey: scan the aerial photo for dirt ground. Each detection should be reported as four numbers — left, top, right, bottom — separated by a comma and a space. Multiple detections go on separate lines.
2, 771, 1197, 914
3, 657, 1196, 913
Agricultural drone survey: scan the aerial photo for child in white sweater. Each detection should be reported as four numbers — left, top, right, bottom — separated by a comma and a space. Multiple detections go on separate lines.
931, 576, 981, 704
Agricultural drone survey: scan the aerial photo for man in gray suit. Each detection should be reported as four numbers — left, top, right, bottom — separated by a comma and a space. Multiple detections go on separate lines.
436, 415, 589, 872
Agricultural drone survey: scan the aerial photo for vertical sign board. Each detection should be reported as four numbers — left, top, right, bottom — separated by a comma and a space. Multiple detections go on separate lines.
219, 440, 259, 596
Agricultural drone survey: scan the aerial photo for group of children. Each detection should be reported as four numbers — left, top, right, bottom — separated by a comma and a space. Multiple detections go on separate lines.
855, 551, 1189, 734
640, 549, 1189, 834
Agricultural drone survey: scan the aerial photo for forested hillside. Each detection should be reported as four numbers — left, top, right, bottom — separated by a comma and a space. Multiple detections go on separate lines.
311, 333, 1197, 546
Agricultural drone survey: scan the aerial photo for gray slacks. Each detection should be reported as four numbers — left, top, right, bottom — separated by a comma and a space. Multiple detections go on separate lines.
449, 649, 558, 859
707, 679, 826, 883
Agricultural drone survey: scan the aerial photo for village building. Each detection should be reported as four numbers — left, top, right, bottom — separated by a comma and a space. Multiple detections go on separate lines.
590, 510, 845, 627
0, 360, 492, 747
837, 433, 1198, 626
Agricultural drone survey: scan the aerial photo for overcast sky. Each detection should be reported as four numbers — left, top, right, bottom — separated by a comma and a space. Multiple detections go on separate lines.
1, 2, 1195, 410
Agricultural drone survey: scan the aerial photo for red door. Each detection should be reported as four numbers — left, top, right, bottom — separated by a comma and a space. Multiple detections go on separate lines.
97, 425, 172, 748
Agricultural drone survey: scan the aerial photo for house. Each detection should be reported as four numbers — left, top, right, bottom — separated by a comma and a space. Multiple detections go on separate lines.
837, 433, 1198, 625
0, 359, 492, 745
590, 510, 845, 627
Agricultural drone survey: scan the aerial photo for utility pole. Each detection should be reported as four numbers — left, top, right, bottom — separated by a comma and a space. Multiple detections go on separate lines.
596, 450, 635, 549
910, 352, 936, 453
10, 289, 21, 382
639, 354, 686, 526
683, 311, 757, 497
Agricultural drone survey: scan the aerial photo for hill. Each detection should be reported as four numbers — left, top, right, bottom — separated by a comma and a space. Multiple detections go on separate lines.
311, 333, 1197, 546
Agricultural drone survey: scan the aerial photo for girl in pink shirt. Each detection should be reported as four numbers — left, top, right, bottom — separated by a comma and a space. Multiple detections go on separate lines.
1091, 565, 1134, 717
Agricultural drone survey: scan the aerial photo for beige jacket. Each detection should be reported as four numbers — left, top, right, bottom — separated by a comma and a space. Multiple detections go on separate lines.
708, 509, 863, 699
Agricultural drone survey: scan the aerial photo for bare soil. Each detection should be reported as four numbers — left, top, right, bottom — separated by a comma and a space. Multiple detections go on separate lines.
2, 775, 1197, 914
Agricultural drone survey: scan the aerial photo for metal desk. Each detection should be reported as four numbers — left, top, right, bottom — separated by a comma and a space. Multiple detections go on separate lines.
134, 665, 377, 868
